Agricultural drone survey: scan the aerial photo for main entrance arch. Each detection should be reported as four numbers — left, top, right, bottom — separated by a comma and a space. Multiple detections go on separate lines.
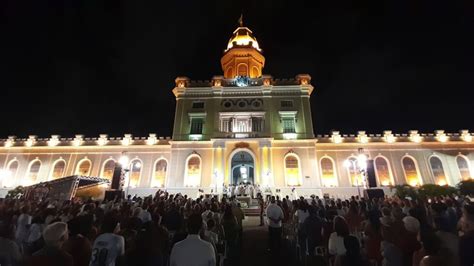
230, 150, 255, 185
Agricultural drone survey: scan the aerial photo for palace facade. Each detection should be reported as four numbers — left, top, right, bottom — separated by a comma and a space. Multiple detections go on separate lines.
0, 23, 473, 198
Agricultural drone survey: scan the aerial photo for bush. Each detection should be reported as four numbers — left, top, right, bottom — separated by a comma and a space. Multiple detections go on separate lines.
418, 184, 457, 199
457, 179, 474, 196
392, 184, 418, 199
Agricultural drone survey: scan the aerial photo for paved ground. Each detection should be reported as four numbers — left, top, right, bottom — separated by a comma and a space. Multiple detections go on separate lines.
238, 216, 293, 266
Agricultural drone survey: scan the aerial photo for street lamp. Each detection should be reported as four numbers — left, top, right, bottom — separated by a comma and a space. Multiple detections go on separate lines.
343, 148, 368, 197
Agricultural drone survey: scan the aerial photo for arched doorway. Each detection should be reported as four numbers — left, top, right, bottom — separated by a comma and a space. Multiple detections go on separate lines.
231, 150, 255, 185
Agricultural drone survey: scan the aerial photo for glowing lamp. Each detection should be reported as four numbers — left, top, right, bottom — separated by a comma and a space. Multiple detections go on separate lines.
357, 154, 368, 169
409, 130, 423, 143
283, 133, 297, 140
119, 156, 129, 167
381, 180, 390, 186
343, 160, 352, 168
409, 180, 418, 187
460, 130, 472, 142
331, 131, 343, 144
133, 162, 141, 169
189, 134, 202, 141
437, 180, 447, 186
146, 133, 158, 145
357, 131, 369, 144
435, 130, 448, 142
72, 135, 84, 147
4, 136, 15, 148
97, 134, 108, 146
121, 134, 133, 146
47, 135, 60, 147
25, 135, 37, 147
383, 131, 396, 143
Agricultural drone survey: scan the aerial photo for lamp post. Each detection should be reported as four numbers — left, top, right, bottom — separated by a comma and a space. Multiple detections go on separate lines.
343, 148, 368, 197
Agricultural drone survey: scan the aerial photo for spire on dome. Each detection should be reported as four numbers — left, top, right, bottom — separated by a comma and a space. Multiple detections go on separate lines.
238, 14, 243, 27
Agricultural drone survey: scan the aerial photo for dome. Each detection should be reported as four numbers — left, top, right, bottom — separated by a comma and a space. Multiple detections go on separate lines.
225, 27, 261, 52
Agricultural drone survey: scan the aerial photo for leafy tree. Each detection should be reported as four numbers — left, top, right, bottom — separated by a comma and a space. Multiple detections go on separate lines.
457, 179, 474, 196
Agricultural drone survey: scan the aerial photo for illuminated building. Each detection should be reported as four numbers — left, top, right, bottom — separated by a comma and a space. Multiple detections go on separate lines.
0, 20, 473, 198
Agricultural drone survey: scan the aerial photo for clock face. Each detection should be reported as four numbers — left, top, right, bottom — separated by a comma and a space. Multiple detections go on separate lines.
236, 76, 250, 87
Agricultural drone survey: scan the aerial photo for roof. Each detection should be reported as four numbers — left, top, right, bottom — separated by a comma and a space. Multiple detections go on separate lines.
25, 175, 110, 190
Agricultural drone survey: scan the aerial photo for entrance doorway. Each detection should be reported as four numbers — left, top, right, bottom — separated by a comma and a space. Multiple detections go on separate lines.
231, 151, 255, 185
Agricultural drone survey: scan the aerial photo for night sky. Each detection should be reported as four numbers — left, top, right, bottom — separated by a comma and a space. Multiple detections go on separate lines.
2, 0, 473, 138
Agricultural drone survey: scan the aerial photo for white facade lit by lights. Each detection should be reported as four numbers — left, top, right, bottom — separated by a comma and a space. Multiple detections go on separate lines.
0, 23, 474, 198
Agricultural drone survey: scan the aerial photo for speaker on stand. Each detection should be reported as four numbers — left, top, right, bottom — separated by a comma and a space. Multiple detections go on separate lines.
366, 159, 378, 188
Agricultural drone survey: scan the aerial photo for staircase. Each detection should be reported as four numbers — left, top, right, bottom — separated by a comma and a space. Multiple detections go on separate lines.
240, 198, 262, 216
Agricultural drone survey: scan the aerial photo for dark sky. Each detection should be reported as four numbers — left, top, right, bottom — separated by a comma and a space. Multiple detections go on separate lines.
2, 0, 473, 138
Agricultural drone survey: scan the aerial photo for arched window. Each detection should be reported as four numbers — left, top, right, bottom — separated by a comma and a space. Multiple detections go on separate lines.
101, 159, 116, 180
237, 64, 248, 76
345, 157, 362, 186
251, 66, 259, 77
284, 154, 302, 186
75, 159, 92, 176
126, 159, 142, 187
456, 155, 472, 180
50, 160, 66, 180
320, 157, 338, 187
26, 160, 41, 185
3, 160, 19, 187
402, 156, 422, 186
374, 156, 393, 186
429, 156, 448, 186
152, 159, 167, 188
184, 154, 201, 187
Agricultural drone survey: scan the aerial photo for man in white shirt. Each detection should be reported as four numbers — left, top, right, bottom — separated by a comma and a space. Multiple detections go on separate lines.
266, 196, 284, 253
170, 213, 216, 266
90, 214, 125, 266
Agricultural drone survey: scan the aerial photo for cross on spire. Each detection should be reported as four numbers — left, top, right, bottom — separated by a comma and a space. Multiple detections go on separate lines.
238, 14, 243, 27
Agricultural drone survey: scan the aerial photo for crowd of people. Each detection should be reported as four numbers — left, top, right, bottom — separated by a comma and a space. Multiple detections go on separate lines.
0, 191, 245, 266
264, 193, 474, 266
0, 189, 473, 266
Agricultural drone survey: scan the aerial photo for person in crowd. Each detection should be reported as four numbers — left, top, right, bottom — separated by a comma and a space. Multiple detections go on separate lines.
459, 204, 474, 266
363, 209, 383, 265
346, 201, 362, 234
329, 215, 350, 256
26, 215, 45, 255
89, 213, 125, 266
302, 205, 323, 256
62, 217, 92, 266
401, 216, 421, 266
169, 213, 216, 266
266, 196, 284, 254
335, 235, 369, 266
0, 220, 21, 266
232, 202, 245, 242
295, 200, 310, 259
380, 218, 403, 266
412, 229, 449, 266
433, 216, 459, 265
25, 221, 73, 266
15, 206, 32, 251
125, 224, 165, 266
258, 194, 265, 226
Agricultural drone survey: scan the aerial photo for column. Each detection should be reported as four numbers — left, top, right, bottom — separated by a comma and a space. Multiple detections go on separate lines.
259, 139, 273, 187
212, 141, 225, 194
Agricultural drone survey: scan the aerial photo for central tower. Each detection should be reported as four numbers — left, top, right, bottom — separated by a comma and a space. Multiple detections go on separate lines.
220, 18, 265, 78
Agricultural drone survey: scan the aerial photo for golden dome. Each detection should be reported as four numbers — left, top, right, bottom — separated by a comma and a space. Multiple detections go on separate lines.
225, 27, 261, 52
